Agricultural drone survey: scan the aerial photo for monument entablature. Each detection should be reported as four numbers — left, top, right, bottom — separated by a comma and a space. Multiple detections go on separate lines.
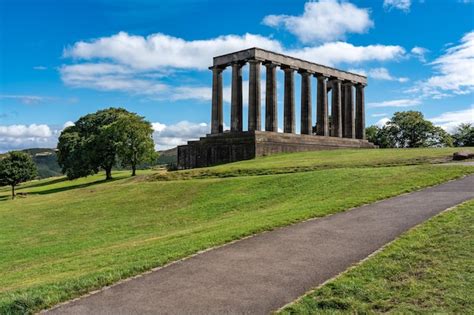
212, 48, 367, 84
178, 47, 376, 169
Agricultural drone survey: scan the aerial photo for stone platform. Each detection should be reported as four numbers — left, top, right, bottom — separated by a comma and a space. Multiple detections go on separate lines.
177, 131, 377, 169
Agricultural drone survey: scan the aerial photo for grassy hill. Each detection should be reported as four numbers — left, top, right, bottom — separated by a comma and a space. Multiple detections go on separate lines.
0, 147, 473, 314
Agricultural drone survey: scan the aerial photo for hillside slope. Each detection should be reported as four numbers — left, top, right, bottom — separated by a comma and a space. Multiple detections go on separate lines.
0, 148, 473, 314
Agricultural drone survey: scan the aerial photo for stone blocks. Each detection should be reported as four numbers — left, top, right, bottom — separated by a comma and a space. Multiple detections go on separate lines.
178, 131, 377, 169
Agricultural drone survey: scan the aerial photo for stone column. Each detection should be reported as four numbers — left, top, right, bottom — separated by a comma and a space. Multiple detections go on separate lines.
355, 83, 366, 139
283, 67, 296, 133
265, 62, 278, 132
211, 66, 224, 134
330, 79, 342, 138
316, 74, 329, 136
231, 62, 244, 132
299, 70, 312, 135
343, 82, 355, 139
248, 60, 261, 131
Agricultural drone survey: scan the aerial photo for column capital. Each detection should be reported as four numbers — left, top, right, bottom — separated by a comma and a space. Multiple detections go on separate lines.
231, 61, 246, 67
263, 61, 281, 67
281, 65, 297, 72
329, 77, 342, 83
247, 58, 263, 64
314, 73, 330, 80
209, 65, 225, 73
297, 69, 313, 76
342, 80, 355, 86
355, 82, 367, 88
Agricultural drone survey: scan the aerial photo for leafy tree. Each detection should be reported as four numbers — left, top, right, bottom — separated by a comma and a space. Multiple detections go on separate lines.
365, 111, 453, 148
452, 123, 474, 147
365, 124, 396, 148
107, 114, 156, 176
388, 111, 452, 147
58, 107, 156, 180
0, 151, 37, 199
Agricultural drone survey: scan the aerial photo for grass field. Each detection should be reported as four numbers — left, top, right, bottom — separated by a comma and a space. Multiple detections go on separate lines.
152, 147, 464, 180
0, 148, 472, 314
280, 200, 474, 314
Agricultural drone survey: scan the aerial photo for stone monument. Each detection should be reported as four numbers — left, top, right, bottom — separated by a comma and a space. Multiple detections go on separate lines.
178, 48, 376, 169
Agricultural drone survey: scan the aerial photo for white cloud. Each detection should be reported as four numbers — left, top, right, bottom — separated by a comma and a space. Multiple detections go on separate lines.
349, 67, 408, 82
61, 32, 406, 100
0, 124, 52, 138
64, 32, 282, 71
287, 42, 405, 67
152, 121, 209, 150
60, 63, 169, 95
367, 98, 422, 108
429, 107, 474, 132
371, 113, 388, 117
383, 0, 411, 12
0, 124, 55, 152
0, 120, 212, 153
411, 46, 428, 62
33, 66, 47, 70
0, 94, 45, 104
63, 121, 75, 129
262, 0, 374, 43
376, 117, 390, 127
409, 31, 474, 98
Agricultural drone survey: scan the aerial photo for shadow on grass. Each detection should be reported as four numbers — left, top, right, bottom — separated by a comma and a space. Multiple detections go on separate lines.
28, 177, 123, 196
21, 177, 69, 189
0, 177, 125, 202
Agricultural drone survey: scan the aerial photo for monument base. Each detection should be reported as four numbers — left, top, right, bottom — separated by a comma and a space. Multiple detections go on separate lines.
177, 131, 377, 169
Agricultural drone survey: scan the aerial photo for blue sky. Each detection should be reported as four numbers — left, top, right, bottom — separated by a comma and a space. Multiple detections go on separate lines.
0, 0, 473, 151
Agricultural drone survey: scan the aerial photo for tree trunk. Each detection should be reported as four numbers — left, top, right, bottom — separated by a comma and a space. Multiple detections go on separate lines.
132, 164, 136, 176
105, 167, 113, 180
11, 185, 15, 200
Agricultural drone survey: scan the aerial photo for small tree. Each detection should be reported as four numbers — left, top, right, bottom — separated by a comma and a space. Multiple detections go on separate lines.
0, 151, 37, 199
452, 123, 474, 147
108, 114, 156, 176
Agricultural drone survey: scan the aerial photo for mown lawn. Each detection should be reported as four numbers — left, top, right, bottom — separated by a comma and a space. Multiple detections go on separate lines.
280, 200, 474, 314
0, 149, 472, 314
153, 147, 468, 180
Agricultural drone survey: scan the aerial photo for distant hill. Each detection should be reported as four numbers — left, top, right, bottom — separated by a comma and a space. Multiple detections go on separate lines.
0, 147, 178, 179
156, 147, 177, 166
21, 148, 62, 178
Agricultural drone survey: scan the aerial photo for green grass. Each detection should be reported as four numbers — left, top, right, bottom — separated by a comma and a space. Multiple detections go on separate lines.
0, 148, 472, 314
279, 200, 474, 314
152, 147, 468, 180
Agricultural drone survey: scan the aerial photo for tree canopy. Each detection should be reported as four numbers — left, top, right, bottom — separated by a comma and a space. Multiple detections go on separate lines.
452, 123, 474, 147
366, 111, 453, 148
0, 151, 37, 199
57, 107, 156, 180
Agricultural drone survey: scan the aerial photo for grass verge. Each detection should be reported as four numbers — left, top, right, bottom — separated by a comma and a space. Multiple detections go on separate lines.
279, 200, 474, 314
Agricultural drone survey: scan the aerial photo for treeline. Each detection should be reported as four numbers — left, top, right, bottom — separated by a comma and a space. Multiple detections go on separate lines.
366, 111, 473, 148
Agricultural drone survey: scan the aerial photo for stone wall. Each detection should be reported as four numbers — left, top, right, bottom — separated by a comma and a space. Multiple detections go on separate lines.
178, 131, 377, 169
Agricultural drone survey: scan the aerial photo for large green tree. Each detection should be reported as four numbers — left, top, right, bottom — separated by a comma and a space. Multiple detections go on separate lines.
58, 107, 156, 180
0, 151, 37, 199
452, 123, 474, 147
366, 111, 453, 148
107, 114, 156, 176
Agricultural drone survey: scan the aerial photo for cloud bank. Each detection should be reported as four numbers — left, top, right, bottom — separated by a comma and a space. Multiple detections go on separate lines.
262, 0, 373, 43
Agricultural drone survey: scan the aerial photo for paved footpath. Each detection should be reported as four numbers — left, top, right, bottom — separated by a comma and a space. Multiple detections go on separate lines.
46, 175, 474, 315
